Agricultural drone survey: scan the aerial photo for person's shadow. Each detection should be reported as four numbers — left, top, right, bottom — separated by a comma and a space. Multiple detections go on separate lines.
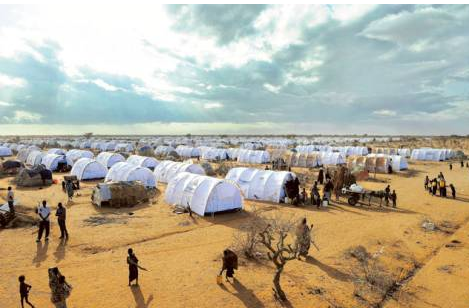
54, 238, 68, 263
33, 240, 49, 267
131, 285, 154, 308
218, 279, 265, 308
305, 256, 350, 282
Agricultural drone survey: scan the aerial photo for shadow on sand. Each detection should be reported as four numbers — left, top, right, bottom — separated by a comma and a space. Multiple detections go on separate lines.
33, 240, 49, 267
305, 256, 350, 282
218, 279, 265, 308
131, 285, 154, 308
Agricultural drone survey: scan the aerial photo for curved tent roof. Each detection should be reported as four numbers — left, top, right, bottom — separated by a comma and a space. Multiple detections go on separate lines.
41, 154, 66, 171
165, 172, 242, 216
26, 150, 45, 166
153, 160, 205, 183
367, 154, 408, 171
284, 152, 322, 168
176, 146, 201, 158
317, 152, 345, 165
200, 147, 228, 161
410, 148, 450, 161
225, 167, 296, 203
17, 148, 35, 163
96, 152, 125, 168
0, 146, 13, 157
66, 149, 94, 166
154, 145, 175, 156
237, 150, 270, 164
105, 162, 157, 187
127, 155, 159, 169
71, 158, 108, 180
115, 143, 134, 152
47, 148, 66, 155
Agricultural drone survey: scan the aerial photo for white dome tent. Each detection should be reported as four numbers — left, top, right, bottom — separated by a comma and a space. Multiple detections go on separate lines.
66, 149, 94, 166
126, 155, 159, 170
154, 146, 175, 156
0, 146, 13, 157
153, 160, 205, 184
225, 167, 296, 203
47, 148, 66, 155
165, 172, 243, 216
115, 143, 134, 152
200, 147, 229, 161
176, 146, 201, 158
410, 148, 451, 161
96, 152, 125, 168
105, 162, 157, 188
318, 152, 346, 165
71, 158, 108, 180
41, 154, 67, 171
367, 154, 408, 171
237, 150, 270, 164
26, 150, 45, 166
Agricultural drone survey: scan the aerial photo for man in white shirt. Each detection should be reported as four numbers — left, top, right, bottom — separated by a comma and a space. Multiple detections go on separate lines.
37, 200, 51, 242
6, 186, 14, 214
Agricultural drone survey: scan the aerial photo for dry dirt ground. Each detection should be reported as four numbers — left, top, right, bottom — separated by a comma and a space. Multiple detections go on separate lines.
1, 160, 469, 308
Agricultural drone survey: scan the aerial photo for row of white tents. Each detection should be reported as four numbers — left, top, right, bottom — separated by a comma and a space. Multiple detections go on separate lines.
410, 148, 456, 161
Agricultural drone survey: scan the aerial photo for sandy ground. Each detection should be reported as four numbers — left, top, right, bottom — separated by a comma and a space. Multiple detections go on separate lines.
1, 160, 469, 308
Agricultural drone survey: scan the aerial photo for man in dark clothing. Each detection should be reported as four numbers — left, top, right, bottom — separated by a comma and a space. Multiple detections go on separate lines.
384, 185, 391, 206
450, 184, 456, 199
219, 249, 238, 282
311, 182, 320, 206
461, 161, 464, 168
449, 163, 453, 170
424, 176, 429, 190
318, 169, 324, 185
55, 203, 68, 239
391, 190, 397, 208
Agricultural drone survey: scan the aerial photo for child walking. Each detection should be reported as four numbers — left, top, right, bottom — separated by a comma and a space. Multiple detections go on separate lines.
19, 275, 35, 308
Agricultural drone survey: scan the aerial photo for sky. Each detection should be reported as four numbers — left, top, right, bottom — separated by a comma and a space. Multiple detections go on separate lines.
0, 4, 468, 135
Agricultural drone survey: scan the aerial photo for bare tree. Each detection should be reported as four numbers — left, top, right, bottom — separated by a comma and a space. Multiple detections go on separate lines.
232, 206, 268, 259
258, 218, 298, 301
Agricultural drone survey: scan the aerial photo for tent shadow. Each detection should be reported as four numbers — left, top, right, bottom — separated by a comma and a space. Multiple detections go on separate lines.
219, 279, 265, 308
305, 256, 350, 282
131, 285, 154, 308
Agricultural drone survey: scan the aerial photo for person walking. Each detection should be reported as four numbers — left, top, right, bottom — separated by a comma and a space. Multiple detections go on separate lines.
391, 190, 397, 208
55, 203, 68, 239
127, 248, 139, 286
424, 176, 429, 190
384, 185, 391, 206
318, 168, 324, 185
19, 275, 35, 308
219, 249, 238, 283
295, 218, 313, 260
65, 180, 74, 203
6, 186, 15, 214
37, 201, 50, 242
450, 184, 456, 199
432, 179, 438, 196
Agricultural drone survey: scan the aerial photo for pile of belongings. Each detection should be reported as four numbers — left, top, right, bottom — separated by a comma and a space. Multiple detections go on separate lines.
15, 164, 53, 187
0, 160, 24, 176
91, 181, 149, 208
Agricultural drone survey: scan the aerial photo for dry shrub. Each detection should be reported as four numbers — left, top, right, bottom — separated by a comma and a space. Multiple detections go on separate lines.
232, 207, 268, 259
346, 245, 397, 305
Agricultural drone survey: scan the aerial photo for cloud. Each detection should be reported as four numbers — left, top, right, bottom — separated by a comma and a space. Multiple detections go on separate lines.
373, 109, 397, 117
0, 4, 468, 134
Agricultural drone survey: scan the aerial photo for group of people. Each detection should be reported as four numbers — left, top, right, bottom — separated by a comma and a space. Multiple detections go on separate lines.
36, 200, 69, 242
18, 267, 72, 308
424, 172, 456, 199
384, 185, 397, 207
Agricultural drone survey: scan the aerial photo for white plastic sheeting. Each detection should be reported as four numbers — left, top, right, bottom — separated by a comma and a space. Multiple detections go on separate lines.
225, 167, 296, 203
236, 150, 270, 164
127, 155, 159, 169
410, 148, 454, 161
367, 154, 408, 171
317, 152, 346, 165
66, 149, 94, 166
71, 158, 108, 180
41, 154, 66, 171
153, 160, 205, 183
47, 148, 66, 155
176, 146, 201, 158
0, 146, 13, 157
96, 152, 125, 168
115, 143, 134, 152
165, 172, 242, 216
105, 162, 157, 187
200, 147, 229, 161
26, 150, 45, 166
154, 146, 175, 156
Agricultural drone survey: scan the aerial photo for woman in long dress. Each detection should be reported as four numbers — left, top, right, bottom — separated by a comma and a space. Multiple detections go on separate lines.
296, 218, 312, 260
127, 248, 139, 286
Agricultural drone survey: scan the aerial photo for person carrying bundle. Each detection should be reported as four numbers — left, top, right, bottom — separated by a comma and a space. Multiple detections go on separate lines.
219, 249, 238, 283
295, 218, 314, 260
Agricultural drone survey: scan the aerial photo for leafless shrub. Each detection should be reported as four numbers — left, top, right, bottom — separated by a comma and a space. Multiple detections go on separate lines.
232, 207, 268, 259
